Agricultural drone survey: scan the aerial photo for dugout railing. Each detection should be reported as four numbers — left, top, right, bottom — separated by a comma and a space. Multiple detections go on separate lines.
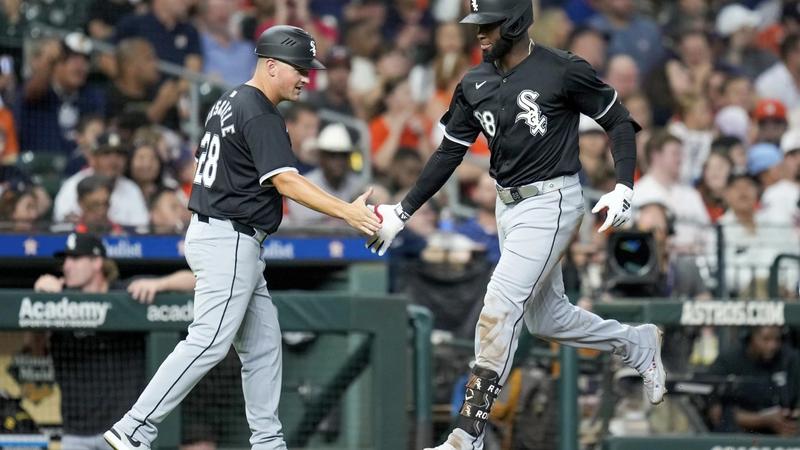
0, 289, 424, 450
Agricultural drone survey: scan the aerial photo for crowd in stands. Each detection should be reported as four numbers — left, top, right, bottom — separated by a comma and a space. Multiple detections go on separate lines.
0, 0, 799, 441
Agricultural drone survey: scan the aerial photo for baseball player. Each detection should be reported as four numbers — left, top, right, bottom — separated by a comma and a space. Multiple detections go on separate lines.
104, 26, 380, 450
366, 1, 666, 449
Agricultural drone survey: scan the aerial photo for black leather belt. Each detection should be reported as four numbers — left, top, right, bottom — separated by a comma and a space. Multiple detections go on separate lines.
196, 214, 264, 240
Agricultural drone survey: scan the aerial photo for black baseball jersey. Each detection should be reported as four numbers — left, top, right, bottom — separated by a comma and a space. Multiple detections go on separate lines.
188, 84, 298, 234
440, 45, 617, 187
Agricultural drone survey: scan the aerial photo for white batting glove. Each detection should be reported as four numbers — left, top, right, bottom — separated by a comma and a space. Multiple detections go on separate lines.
591, 183, 633, 232
365, 204, 408, 256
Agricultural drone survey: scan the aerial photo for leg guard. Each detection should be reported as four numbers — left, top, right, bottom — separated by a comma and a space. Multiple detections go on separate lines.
455, 366, 502, 437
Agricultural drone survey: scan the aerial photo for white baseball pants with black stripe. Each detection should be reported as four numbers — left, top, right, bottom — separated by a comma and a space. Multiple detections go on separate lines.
447, 175, 658, 450
114, 215, 286, 450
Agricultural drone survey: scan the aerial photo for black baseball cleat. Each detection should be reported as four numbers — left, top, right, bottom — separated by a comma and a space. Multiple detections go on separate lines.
104, 428, 147, 450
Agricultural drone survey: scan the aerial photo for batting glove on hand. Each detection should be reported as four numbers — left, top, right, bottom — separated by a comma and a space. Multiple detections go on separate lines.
591, 183, 633, 232
366, 204, 408, 256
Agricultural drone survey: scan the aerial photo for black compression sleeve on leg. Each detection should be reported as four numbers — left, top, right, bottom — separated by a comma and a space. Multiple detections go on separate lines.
400, 139, 469, 215
606, 121, 637, 189
455, 365, 502, 437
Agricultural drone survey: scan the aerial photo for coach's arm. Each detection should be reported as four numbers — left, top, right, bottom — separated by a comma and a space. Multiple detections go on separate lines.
271, 170, 381, 235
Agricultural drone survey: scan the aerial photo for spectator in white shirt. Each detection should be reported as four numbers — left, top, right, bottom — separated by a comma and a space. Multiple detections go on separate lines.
755, 33, 800, 110
780, 129, 800, 183
719, 173, 799, 298
668, 94, 714, 185
285, 123, 364, 227
633, 131, 711, 252
747, 142, 800, 226
53, 131, 149, 227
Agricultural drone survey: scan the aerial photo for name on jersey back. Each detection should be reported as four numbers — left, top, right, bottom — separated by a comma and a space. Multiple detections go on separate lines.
207, 97, 236, 137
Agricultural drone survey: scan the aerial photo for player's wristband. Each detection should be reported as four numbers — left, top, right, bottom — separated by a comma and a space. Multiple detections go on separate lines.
394, 204, 411, 222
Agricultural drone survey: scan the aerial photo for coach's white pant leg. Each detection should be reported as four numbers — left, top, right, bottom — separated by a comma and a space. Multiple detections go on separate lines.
114, 221, 262, 447
524, 262, 657, 373
233, 269, 287, 450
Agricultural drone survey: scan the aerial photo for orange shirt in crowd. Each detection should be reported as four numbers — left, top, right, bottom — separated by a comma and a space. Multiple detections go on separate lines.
0, 107, 20, 163
369, 115, 433, 156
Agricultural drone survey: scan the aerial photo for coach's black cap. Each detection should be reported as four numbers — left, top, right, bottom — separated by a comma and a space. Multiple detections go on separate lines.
54, 233, 107, 258
254, 25, 325, 70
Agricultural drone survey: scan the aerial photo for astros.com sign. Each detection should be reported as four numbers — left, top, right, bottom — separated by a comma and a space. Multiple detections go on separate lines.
680, 301, 784, 326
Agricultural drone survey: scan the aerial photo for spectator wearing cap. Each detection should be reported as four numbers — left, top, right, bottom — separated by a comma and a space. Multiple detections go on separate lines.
113, 0, 201, 74
285, 123, 364, 226
716, 4, 777, 80
714, 106, 753, 146
753, 99, 788, 146
719, 173, 799, 298
16, 35, 105, 155
198, 0, 256, 87
306, 46, 356, 117
106, 38, 181, 131
633, 132, 711, 252
756, 33, 800, 110
780, 129, 800, 183
33, 233, 195, 448
748, 142, 800, 226
588, 0, 665, 75
54, 131, 148, 227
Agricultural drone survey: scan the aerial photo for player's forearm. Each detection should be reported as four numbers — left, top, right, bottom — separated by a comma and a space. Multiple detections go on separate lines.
157, 270, 195, 292
605, 120, 636, 189
401, 139, 468, 215
734, 408, 769, 431
273, 172, 351, 219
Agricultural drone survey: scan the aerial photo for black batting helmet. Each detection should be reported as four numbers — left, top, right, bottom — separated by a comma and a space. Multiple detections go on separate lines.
255, 25, 325, 70
460, 0, 534, 42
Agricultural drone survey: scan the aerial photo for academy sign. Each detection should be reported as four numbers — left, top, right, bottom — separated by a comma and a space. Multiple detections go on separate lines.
147, 301, 194, 323
18, 296, 111, 328
680, 301, 784, 326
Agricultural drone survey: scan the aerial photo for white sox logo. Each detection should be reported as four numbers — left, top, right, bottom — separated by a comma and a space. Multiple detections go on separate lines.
310, 40, 317, 57
471, 0, 478, 12
515, 90, 548, 136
